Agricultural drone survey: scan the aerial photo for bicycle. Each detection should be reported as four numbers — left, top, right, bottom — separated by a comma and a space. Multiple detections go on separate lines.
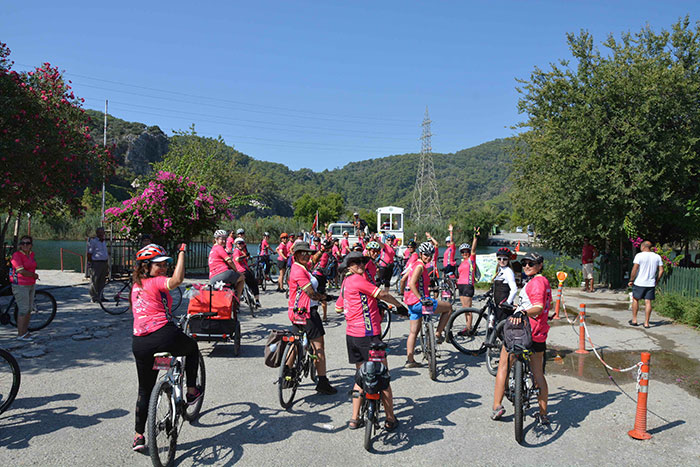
495, 320, 543, 445
99, 276, 183, 316
418, 300, 438, 381
250, 255, 267, 292
359, 342, 388, 452
0, 348, 21, 416
378, 301, 391, 340
445, 290, 510, 377
437, 271, 457, 306
0, 284, 56, 332
277, 312, 319, 410
241, 282, 258, 317
147, 313, 208, 467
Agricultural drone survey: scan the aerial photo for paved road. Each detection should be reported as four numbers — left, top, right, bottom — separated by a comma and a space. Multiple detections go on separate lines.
1, 271, 699, 466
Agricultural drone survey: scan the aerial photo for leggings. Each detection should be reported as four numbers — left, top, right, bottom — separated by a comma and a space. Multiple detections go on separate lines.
260, 255, 271, 275
244, 269, 259, 296
132, 324, 199, 434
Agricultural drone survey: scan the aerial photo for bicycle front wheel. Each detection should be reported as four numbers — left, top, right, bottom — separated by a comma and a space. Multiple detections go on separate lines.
11, 290, 57, 331
380, 308, 391, 340
0, 348, 21, 415
278, 342, 300, 409
171, 286, 183, 312
514, 359, 525, 444
99, 279, 131, 315
445, 308, 487, 355
426, 320, 437, 381
183, 351, 205, 422
485, 334, 502, 377
147, 379, 177, 467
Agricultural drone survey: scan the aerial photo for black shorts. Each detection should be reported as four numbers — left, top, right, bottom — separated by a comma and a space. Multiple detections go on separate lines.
293, 307, 325, 340
276, 259, 287, 270
458, 284, 475, 298
346, 334, 383, 364
377, 266, 393, 287
632, 285, 656, 300
210, 270, 240, 287
531, 341, 546, 353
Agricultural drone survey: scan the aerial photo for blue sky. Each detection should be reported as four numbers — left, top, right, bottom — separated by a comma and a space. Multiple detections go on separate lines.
3, 1, 699, 170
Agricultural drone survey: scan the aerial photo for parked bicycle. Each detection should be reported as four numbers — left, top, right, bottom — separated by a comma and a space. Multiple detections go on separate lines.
445, 290, 512, 376
278, 314, 319, 409
241, 283, 258, 318
0, 348, 20, 416
99, 275, 182, 316
358, 341, 389, 452
147, 313, 208, 467
437, 270, 458, 306
0, 284, 56, 332
418, 299, 439, 380
250, 255, 268, 292
495, 320, 544, 444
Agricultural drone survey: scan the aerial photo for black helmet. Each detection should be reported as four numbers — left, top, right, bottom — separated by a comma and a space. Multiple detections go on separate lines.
521, 252, 544, 265
407, 240, 417, 249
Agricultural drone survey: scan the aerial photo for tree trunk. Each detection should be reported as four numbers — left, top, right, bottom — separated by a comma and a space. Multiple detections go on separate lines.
12, 211, 21, 251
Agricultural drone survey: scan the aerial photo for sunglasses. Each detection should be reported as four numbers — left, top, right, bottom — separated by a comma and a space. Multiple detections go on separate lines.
154, 262, 169, 268
20, 241, 32, 245
521, 260, 539, 267
497, 257, 509, 262
299, 251, 311, 256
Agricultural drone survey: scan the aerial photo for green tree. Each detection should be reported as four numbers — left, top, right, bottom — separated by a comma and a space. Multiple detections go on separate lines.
512, 18, 700, 256
293, 193, 345, 226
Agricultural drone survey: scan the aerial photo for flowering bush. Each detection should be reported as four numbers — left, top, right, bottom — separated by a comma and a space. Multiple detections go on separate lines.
0, 42, 115, 221
105, 171, 235, 242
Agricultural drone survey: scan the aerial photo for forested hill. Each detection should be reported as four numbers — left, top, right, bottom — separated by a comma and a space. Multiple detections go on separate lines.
84, 109, 514, 218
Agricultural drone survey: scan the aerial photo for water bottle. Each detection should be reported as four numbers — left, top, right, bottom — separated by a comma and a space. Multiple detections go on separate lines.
488, 313, 495, 330
302, 334, 308, 348
268, 342, 278, 353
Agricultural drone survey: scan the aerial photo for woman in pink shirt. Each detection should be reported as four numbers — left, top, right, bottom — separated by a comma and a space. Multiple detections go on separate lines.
233, 237, 260, 307
276, 233, 289, 292
130, 243, 201, 451
456, 227, 480, 333
209, 230, 244, 298
10, 235, 39, 340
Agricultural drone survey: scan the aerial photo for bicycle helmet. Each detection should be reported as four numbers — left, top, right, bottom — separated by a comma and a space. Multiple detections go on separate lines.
136, 244, 172, 263
458, 243, 471, 252
417, 242, 435, 256
263, 231, 270, 237
214, 229, 228, 238
322, 239, 332, 248
445, 236, 451, 242
280, 232, 288, 240
497, 247, 513, 259
521, 252, 544, 264
234, 237, 245, 244
366, 241, 381, 251
407, 240, 417, 249
313, 237, 321, 243
386, 233, 395, 240
236, 228, 245, 235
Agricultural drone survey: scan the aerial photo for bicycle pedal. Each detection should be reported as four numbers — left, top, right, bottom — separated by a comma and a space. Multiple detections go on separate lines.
309, 354, 318, 360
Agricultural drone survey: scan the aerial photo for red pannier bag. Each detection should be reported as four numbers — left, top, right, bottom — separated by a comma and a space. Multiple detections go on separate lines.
187, 288, 235, 319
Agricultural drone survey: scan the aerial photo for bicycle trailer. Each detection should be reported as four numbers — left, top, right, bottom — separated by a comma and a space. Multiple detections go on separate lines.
185, 285, 239, 342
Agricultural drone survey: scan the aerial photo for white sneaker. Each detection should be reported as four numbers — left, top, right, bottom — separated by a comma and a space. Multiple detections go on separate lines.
17, 333, 32, 341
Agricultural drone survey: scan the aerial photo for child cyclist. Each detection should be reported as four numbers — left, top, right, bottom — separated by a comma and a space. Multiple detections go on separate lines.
403, 242, 453, 367
492, 252, 552, 425
335, 251, 407, 431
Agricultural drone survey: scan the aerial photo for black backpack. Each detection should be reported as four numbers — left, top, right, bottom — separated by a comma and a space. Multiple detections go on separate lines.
355, 361, 390, 394
503, 315, 533, 353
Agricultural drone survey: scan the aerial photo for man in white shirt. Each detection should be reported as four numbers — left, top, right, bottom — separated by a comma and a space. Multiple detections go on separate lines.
628, 241, 663, 329
87, 227, 109, 303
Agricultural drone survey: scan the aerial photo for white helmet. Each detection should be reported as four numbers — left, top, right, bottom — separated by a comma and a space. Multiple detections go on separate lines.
214, 230, 228, 238
417, 242, 435, 256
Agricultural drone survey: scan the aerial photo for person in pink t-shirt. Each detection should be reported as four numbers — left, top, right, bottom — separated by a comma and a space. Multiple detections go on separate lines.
225, 231, 235, 254
276, 233, 290, 292
10, 235, 39, 340
233, 237, 260, 307
209, 230, 244, 299
376, 235, 396, 291
286, 241, 337, 395
340, 231, 350, 256
259, 232, 272, 281
492, 252, 552, 425
334, 251, 406, 431
442, 224, 457, 276
130, 243, 201, 452
456, 227, 480, 333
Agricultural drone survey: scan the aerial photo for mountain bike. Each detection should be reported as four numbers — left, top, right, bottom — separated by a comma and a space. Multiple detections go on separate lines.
0, 284, 57, 331
437, 271, 457, 306
495, 320, 543, 445
418, 300, 438, 381
445, 290, 510, 376
359, 342, 388, 452
0, 348, 21, 416
99, 276, 182, 315
147, 313, 208, 467
278, 313, 319, 410
241, 282, 258, 317
250, 255, 267, 292
378, 301, 391, 340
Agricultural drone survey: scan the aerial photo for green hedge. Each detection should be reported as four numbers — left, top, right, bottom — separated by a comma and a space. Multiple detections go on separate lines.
655, 292, 700, 329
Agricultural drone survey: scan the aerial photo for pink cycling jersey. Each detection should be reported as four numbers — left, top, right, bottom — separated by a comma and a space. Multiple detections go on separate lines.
260, 238, 270, 255
208, 244, 230, 278
10, 250, 37, 286
225, 237, 234, 254
335, 273, 381, 337
288, 262, 312, 321
379, 243, 395, 266
131, 276, 173, 336
457, 255, 477, 285
518, 275, 552, 343
277, 242, 288, 261
231, 248, 248, 273
332, 245, 340, 259
403, 261, 429, 306
365, 260, 378, 285
340, 238, 349, 255
443, 243, 456, 267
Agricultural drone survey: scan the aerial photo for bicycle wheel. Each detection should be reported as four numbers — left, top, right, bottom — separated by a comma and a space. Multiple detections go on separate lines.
513, 359, 525, 444
485, 334, 502, 377
380, 308, 391, 340
364, 399, 377, 452
183, 351, 205, 422
245, 288, 257, 317
233, 320, 241, 357
260, 269, 267, 291
0, 348, 21, 415
147, 379, 177, 467
278, 342, 300, 409
445, 308, 487, 355
171, 286, 183, 312
11, 290, 57, 331
99, 279, 131, 315
426, 320, 437, 381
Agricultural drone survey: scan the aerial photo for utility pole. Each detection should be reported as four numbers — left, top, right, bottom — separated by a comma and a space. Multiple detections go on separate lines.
101, 100, 108, 226
411, 107, 442, 223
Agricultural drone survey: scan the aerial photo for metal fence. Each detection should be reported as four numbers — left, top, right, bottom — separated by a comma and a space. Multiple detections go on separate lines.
658, 267, 700, 298
108, 238, 211, 276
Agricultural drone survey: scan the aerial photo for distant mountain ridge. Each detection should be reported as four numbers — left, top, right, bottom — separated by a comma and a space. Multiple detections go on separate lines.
84, 109, 513, 217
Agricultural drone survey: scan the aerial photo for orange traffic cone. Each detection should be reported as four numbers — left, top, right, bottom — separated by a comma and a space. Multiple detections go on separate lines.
628, 352, 652, 440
